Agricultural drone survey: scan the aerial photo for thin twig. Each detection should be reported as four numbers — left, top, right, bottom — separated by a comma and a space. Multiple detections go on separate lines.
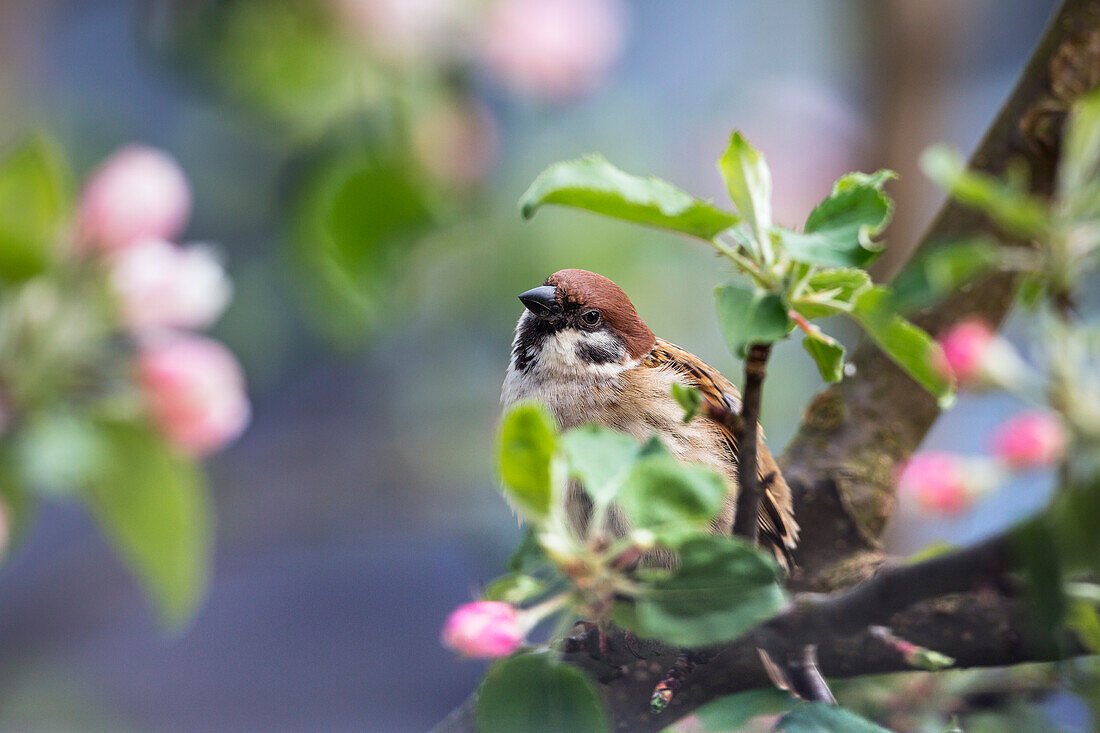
732, 343, 772, 541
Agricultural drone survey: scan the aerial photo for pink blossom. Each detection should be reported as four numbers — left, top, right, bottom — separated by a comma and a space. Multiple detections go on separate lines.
78, 145, 192, 253
136, 336, 250, 457
412, 100, 499, 189
991, 412, 1067, 469
936, 320, 996, 383
480, 0, 626, 101
898, 452, 973, 515
441, 601, 524, 658
109, 238, 232, 333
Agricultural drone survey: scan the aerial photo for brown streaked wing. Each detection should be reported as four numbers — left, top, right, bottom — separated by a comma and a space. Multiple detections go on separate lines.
642, 339, 800, 567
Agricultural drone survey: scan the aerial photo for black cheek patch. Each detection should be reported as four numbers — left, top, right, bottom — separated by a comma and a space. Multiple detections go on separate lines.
513, 313, 563, 373
575, 338, 625, 365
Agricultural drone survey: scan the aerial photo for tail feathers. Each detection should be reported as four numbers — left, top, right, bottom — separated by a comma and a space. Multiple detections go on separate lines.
758, 474, 798, 572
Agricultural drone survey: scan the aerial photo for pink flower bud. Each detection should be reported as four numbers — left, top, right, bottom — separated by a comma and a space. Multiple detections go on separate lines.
78, 145, 192, 253
109, 238, 232, 333
480, 0, 626, 101
898, 452, 973, 515
136, 335, 250, 457
991, 412, 1067, 469
936, 320, 995, 383
441, 601, 524, 658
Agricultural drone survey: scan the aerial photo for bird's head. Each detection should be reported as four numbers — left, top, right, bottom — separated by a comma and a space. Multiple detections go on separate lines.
510, 269, 656, 375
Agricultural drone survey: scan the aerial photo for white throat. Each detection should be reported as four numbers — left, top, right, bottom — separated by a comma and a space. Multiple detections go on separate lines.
501, 312, 637, 428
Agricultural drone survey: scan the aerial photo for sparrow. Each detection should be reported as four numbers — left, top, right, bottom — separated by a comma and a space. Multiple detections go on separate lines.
502, 268, 798, 567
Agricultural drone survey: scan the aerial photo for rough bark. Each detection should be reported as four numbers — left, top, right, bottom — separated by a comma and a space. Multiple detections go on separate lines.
435, 592, 1067, 733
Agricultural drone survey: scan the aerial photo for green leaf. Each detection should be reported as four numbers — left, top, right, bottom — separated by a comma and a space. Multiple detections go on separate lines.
484, 573, 546, 604
519, 154, 741, 240
82, 421, 211, 627
832, 169, 898, 192
288, 143, 434, 344
1048, 473, 1100, 576
477, 652, 610, 733
0, 445, 35, 549
161, 1, 362, 131
1067, 601, 1100, 653
904, 645, 955, 671
777, 173, 895, 268
507, 526, 549, 574
671, 382, 704, 422
714, 284, 793, 358
498, 403, 558, 520
850, 287, 956, 407
921, 146, 1050, 238
694, 689, 793, 731
1059, 89, 1100, 213
806, 268, 873, 298
890, 238, 1005, 313
792, 268, 872, 320
802, 332, 846, 383
775, 702, 892, 732
717, 132, 772, 243
0, 134, 72, 282
560, 424, 639, 506
616, 449, 728, 539
904, 540, 957, 564
1013, 519, 1066, 656
1017, 272, 1047, 311
622, 535, 784, 647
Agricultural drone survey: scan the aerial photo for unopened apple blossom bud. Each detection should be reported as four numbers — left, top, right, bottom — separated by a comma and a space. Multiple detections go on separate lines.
991, 412, 1067, 469
936, 319, 1026, 388
898, 452, 976, 515
937, 320, 995, 383
480, 0, 626, 101
136, 335, 250, 457
78, 145, 192, 253
871, 626, 955, 671
441, 601, 524, 658
109, 238, 232, 333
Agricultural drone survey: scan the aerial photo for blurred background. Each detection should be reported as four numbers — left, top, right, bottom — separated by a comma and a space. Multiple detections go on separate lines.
0, 0, 1071, 730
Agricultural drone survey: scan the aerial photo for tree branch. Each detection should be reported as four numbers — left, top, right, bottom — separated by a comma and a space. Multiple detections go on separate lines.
783, 0, 1100, 587
434, 532, 1074, 733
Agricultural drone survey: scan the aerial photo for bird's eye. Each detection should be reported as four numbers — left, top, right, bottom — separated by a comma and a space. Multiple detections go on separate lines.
581, 310, 601, 327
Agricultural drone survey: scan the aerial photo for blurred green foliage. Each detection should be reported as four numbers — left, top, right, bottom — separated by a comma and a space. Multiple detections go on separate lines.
0, 136, 72, 283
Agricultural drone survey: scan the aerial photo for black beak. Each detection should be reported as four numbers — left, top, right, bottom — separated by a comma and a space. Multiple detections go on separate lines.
518, 285, 562, 319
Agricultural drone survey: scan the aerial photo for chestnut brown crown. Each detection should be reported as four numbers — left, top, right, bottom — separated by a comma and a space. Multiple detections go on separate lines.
545, 269, 656, 359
